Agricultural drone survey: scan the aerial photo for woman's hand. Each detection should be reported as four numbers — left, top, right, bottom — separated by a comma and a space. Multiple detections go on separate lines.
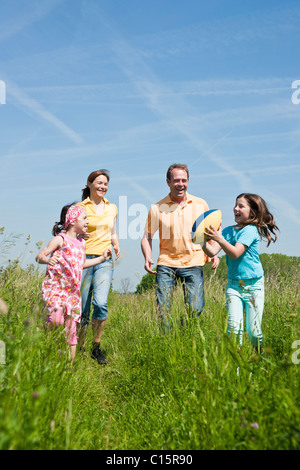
113, 244, 120, 259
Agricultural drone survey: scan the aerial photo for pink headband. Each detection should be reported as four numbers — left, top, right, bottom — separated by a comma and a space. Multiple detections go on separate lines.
64, 205, 85, 228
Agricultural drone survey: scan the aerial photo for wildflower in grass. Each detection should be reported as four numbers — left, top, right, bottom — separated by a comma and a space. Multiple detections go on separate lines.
251, 422, 259, 429
36, 240, 43, 250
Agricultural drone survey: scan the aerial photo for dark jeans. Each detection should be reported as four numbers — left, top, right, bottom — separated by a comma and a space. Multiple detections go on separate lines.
155, 265, 205, 328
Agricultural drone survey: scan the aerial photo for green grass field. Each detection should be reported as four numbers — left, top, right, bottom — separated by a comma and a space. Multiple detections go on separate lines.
0, 254, 299, 450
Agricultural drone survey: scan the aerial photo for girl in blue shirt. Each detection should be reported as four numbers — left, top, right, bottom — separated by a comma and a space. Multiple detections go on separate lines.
203, 193, 279, 350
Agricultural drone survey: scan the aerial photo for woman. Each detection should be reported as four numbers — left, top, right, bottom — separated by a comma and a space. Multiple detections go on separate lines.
77, 169, 120, 364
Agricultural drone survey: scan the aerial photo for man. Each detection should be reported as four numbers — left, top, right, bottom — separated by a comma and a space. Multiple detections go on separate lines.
141, 163, 219, 328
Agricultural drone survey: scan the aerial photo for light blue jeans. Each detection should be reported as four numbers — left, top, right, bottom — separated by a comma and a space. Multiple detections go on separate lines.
80, 257, 113, 325
156, 265, 205, 329
226, 276, 264, 347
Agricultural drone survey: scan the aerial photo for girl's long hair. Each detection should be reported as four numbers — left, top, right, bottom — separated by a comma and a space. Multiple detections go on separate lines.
236, 193, 279, 246
81, 169, 110, 201
52, 202, 77, 236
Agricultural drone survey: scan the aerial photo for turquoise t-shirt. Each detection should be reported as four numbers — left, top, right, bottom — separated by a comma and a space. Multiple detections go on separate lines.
222, 225, 264, 280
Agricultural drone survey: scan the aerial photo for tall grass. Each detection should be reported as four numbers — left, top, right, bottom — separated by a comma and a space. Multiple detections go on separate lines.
0, 255, 299, 450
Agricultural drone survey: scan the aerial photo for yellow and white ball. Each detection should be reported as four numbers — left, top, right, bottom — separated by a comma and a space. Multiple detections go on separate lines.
191, 209, 222, 245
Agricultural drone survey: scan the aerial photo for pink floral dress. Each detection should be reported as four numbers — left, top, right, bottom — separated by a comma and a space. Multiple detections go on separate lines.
42, 233, 85, 323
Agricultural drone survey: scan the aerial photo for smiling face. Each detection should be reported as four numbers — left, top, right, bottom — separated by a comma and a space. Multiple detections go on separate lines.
167, 168, 188, 202
73, 209, 89, 234
88, 174, 109, 201
234, 197, 251, 225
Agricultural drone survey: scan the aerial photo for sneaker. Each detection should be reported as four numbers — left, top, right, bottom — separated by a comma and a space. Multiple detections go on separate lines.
91, 344, 108, 364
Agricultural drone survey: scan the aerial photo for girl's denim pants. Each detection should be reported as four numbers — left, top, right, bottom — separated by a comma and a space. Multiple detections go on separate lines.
226, 276, 264, 347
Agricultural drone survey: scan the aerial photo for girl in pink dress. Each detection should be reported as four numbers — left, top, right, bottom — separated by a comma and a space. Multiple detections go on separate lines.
36, 203, 112, 364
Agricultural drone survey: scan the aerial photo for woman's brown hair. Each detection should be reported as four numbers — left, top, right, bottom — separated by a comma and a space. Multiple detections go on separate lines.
81, 169, 110, 201
236, 193, 279, 246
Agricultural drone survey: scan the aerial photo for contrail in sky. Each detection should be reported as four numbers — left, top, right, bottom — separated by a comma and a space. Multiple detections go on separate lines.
6, 79, 84, 145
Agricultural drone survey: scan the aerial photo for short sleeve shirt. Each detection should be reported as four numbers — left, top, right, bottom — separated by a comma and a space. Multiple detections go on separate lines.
222, 225, 264, 279
144, 192, 209, 267
77, 197, 118, 256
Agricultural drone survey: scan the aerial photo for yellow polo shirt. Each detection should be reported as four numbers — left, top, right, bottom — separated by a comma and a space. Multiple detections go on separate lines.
77, 197, 118, 256
145, 192, 209, 267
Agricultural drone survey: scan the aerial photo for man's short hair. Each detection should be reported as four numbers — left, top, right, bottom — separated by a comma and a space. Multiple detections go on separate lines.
166, 163, 189, 181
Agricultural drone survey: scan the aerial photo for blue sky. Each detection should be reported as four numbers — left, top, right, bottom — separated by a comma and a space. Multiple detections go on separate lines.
1, 0, 299, 292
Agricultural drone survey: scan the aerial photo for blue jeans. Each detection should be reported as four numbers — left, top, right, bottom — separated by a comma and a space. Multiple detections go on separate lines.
226, 276, 264, 347
80, 257, 113, 325
156, 265, 205, 328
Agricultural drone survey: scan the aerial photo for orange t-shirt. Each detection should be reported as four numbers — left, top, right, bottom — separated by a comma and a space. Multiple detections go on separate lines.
144, 192, 209, 267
